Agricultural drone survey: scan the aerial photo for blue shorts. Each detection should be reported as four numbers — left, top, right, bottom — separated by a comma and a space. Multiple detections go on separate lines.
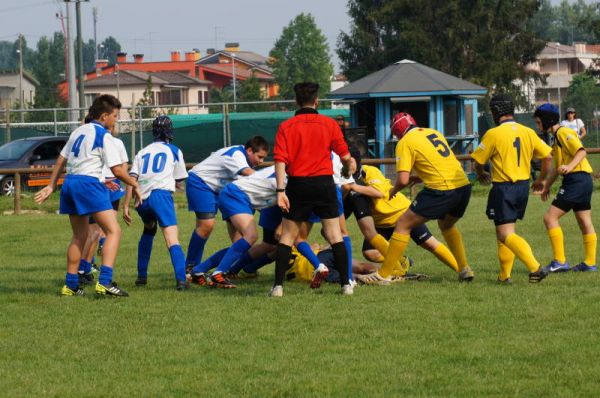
108, 179, 126, 202
362, 224, 433, 252
60, 175, 112, 216
136, 189, 177, 228
486, 180, 529, 225
218, 184, 254, 220
553, 172, 593, 212
411, 184, 472, 220
259, 206, 283, 230
186, 173, 219, 214
308, 186, 344, 223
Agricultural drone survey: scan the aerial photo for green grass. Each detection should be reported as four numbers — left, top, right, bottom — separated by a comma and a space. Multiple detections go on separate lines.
1, 189, 600, 397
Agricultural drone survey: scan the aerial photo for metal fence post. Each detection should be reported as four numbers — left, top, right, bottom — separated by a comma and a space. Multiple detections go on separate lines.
222, 103, 228, 147
5, 103, 11, 143
131, 105, 136, 157
53, 109, 58, 136
138, 106, 144, 148
14, 172, 21, 215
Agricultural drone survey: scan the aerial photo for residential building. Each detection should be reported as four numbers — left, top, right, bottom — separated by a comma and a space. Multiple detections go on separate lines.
0, 70, 38, 109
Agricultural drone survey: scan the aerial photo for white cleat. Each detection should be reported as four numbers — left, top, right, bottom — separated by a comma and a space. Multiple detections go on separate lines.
355, 272, 391, 286
341, 284, 354, 295
269, 285, 284, 297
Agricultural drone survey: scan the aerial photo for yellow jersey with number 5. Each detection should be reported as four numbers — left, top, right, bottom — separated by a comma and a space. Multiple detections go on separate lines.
471, 121, 552, 183
395, 128, 469, 191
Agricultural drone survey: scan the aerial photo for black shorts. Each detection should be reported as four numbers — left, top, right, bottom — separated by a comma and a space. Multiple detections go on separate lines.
284, 176, 339, 222
410, 184, 472, 220
362, 224, 433, 252
89, 199, 120, 224
553, 172, 593, 212
486, 180, 529, 225
343, 192, 372, 221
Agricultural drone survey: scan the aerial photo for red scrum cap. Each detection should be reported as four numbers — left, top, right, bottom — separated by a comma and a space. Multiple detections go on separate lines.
390, 112, 416, 139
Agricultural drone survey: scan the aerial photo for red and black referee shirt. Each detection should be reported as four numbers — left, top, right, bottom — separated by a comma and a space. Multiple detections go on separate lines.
273, 108, 349, 177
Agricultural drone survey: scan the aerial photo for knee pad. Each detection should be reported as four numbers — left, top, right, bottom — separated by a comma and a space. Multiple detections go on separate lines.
143, 223, 157, 236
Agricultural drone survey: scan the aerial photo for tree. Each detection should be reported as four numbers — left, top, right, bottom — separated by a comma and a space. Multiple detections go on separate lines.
99, 36, 122, 64
562, 72, 600, 121
136, 77, 155, 118
269, 13, 333, 100
530, 0, 600, 45
337, 0, 546, 103
238, 73, 268, 112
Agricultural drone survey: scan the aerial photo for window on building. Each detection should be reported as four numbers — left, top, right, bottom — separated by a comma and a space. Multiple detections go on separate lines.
443, 98, 459, 136
159, 89, 182, 105
84, 93, 101, 108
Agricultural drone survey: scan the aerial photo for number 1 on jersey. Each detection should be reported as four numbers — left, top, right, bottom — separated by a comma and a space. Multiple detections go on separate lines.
513, 137, 521, 167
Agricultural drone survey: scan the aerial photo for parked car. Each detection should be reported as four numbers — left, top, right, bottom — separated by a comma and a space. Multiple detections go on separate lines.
0, 136, 68, 196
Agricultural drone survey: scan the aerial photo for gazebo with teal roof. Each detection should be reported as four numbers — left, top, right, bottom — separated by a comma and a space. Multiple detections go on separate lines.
329, 60, 488, 158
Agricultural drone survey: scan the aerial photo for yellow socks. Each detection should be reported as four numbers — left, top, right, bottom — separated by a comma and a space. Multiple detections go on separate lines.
442, 226, 469, 271
548, 227, 566, 263
369, 234, 389, 258
380, 233, 410, 278
504, 233, 540, 272
432, 243, 459, 272
583, 233, 597, 265
497, 241, 515, 280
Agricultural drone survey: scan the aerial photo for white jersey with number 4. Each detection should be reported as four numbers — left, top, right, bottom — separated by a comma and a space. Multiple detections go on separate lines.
130, 141, 188, 200
59, 121, 121, 181
102, 137, 129, 180
189, 145, 251, 192
232, 166, 280, 210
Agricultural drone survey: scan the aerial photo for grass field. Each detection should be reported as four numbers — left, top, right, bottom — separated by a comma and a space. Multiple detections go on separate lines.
1, 186, 600, 397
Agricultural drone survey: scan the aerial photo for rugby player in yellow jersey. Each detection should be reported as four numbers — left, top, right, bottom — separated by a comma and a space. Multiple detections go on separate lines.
343, 149, 463, 284
534, 103, 597, 273
363, 113, 475, 284
471, 94, 552, 283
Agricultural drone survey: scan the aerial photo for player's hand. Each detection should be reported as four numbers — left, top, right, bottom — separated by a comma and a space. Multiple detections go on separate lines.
341, 164, 351, 179
557, 165, 571, 175
123, 208, 132, 226
34, 185, 53, 204
541, 189, 550, 202
531, 179, 545, 193
105, 180, 120, 192
477, 171, 491, 185
133, 187, 143, 208
277, 191, 290, 213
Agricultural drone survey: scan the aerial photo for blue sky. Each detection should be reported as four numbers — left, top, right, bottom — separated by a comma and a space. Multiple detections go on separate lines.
0, 0, 351, 69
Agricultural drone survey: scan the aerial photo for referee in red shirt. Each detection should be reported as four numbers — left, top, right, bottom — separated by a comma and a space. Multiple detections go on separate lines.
270, 82, 354, 297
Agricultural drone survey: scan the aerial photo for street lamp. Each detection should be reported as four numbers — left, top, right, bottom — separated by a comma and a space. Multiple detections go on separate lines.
555, 42, 562, 117
231, 52, 237, 111
16, 34, 23, 123
114, 63, 120, 100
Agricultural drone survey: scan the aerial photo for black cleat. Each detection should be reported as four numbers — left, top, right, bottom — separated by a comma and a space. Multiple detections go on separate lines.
78, 272, 94, 285
135, 277, 147, 286
96, 281, 129, 297
529, 267, 549, 283
176, 280, 190, 291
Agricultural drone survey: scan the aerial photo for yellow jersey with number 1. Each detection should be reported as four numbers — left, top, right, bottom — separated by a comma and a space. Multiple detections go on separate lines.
395, 128, 469, 191
471, 121, 552, 183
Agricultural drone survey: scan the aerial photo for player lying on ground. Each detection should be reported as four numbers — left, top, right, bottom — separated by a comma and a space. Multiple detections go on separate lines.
533, 103, 597, 273
35, 94, 142, 297
472, 94, 552, 283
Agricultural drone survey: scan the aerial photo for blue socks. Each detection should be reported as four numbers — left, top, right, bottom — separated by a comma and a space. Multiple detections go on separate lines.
66, 273, 79, 290
98, 237, 106, 248
343, 236, 353, 281
228, 250, 253, 274
99, 265, 113, 286
78, 259, 92, 274
192, 248, 228, 274
243, 253, 274, 273
296, 241, 321, 269
186, 231, 207, 267
215, 238, 252, 274
168, 244, 187, 282
137, 233, 155, 278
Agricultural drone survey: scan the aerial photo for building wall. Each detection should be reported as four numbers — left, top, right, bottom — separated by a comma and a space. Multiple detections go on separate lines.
0, 74, 37, 108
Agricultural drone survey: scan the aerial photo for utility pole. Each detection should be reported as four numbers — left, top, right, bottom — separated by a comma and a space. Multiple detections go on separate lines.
76, 0, 86, 118
93, 7, 98, 61
555, 42, 562, 117
232, 52, 237, 111
65, 1, 78, 125
17, 34, 24, 123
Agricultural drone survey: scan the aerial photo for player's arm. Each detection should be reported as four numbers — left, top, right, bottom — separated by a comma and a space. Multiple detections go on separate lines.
540, 167, 559, 202
239, 167, 255, 176
389, 171, 410, 198
34, 155, 67, 204
558, 148, 587, 175
350, 183, 384, 199
340, 153, 354, 178
274, 161, 289, 213
474, 162, 491, 185
122, 176, 137, 226
111, 165, 142, 207
532, 155, 552, 192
